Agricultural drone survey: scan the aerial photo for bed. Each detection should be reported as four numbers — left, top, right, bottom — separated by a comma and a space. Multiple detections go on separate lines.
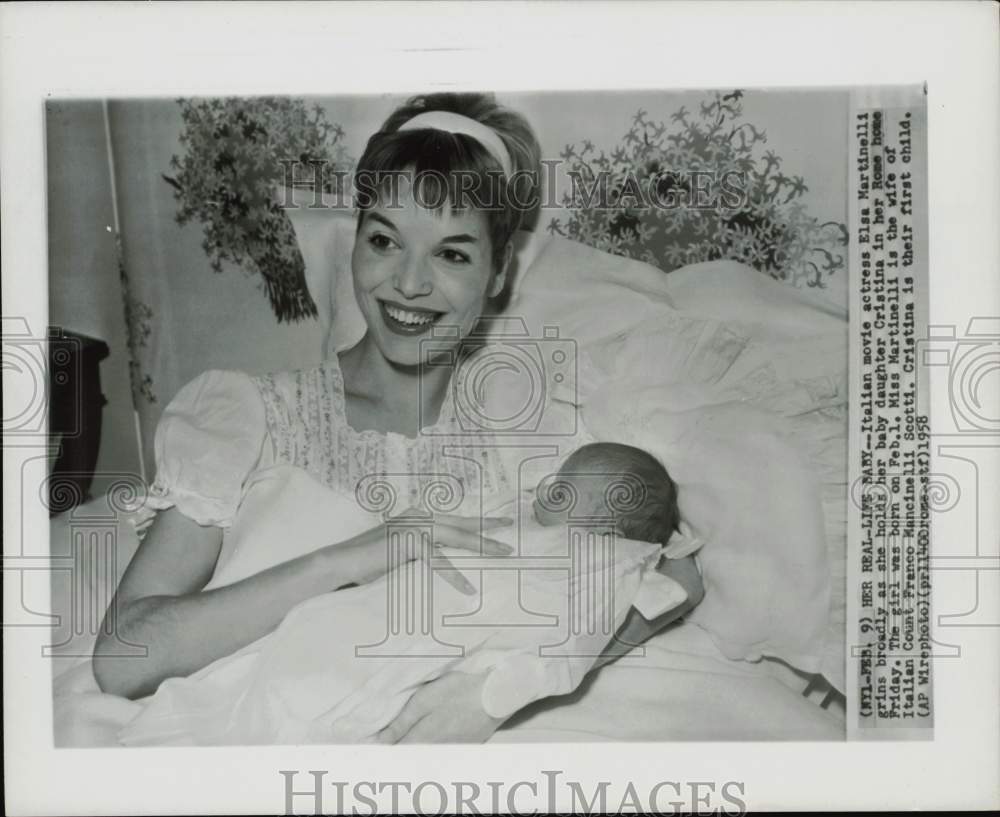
50, 215, 848, 744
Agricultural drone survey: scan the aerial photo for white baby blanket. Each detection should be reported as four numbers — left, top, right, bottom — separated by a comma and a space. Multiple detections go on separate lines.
118, 466, 679, 745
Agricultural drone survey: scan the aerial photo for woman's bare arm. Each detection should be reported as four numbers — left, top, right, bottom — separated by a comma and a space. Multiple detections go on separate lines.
93, 508, 512, 700
92, 507, 389, 700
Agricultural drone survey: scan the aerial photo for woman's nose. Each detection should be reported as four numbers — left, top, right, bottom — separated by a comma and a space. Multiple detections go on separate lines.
393, 256, 433, 298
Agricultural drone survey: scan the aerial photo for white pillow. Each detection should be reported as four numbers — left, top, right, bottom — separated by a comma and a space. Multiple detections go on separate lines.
581, 387, 833, 675
287, 208, 365, 356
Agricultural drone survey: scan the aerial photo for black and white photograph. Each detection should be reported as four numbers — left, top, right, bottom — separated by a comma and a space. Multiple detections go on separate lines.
3, 2, 998, 814
46, 84, 857, 748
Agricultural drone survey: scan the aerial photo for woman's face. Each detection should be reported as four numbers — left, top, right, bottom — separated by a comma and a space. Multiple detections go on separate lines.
352, 182, 510, 367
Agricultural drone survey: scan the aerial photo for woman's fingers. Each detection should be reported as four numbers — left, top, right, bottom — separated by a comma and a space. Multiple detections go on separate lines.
394, 533, 475, 595
436, 514, 513, 532
378, 513, 513, 593
432, 522, 513, 555
393, 512, 512, 532
422, 547, 476, 595
379, 673, 502, 744
398, 716, 449, 743
375, 706, 427, 744
375, 676, 448, 743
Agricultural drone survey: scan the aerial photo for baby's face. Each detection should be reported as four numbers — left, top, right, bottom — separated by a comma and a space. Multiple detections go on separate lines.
532, 471, 610, 526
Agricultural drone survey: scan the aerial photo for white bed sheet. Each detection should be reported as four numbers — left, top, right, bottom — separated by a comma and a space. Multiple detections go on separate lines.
495, 624, 844, 742
52, 618, 842, 747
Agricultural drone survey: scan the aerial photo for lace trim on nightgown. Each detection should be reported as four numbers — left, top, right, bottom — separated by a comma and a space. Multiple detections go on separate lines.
251, 358, 518, 516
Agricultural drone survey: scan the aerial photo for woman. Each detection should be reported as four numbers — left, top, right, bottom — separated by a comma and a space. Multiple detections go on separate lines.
93, 92, 703, 742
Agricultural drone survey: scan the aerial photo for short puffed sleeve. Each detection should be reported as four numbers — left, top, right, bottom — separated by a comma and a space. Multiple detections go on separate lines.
146, 370, 269, 528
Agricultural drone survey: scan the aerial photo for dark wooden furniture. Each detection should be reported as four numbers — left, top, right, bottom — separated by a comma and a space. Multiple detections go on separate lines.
48, 327, 109, 515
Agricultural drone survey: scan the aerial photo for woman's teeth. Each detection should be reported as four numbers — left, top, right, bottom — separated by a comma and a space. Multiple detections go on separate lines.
385, 304, 438, 325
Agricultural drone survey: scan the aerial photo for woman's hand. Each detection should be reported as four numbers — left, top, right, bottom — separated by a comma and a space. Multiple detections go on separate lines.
375, 671, 504, 744
343, 512, 514, 594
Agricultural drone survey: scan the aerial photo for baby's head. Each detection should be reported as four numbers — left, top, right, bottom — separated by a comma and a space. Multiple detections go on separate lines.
533, 442, 681, 546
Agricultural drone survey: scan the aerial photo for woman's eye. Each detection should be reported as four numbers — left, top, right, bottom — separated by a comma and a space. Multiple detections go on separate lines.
367, 233, 397, 251
439, 248, 471, 264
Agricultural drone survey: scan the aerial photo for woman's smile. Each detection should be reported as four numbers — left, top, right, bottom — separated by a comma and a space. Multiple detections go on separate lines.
378, 298, 446, 335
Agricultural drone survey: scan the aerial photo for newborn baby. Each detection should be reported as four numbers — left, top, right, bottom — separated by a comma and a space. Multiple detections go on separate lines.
119, 443, 696, 746
533, 442, 681, 540
530, 442, 703, 665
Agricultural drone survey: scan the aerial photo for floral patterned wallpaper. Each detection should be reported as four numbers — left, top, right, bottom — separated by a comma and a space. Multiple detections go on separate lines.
163, 97, 352, 323
547, 90, 848, 289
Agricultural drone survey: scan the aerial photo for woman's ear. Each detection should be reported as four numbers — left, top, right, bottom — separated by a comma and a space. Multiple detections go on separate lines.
488, 240, 514, 298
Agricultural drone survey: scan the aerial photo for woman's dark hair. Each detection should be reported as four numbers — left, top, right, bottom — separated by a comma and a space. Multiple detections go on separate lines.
353, 92, 542, 274
562, 442, 682, 545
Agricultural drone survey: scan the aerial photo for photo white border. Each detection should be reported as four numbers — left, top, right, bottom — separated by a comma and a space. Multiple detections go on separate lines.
3, 2, 998, 813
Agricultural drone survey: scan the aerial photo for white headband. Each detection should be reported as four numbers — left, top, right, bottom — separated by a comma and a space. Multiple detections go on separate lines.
397, 111, 514, 177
